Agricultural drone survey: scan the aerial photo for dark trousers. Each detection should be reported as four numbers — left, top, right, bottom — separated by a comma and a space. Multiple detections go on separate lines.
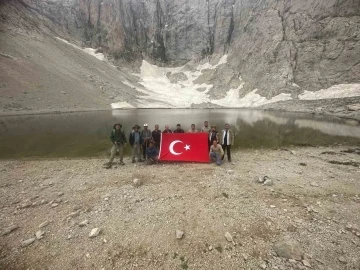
142, 141, 150, 158
154, 141, 160, 150
222, 144, 231, 161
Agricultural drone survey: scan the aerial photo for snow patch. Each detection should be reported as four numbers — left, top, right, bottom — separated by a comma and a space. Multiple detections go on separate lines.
111, 101, 135, 109
213, 85, 292, 108
137, 60, 212, 107
299, 84, 360, 100
83, 48, 104, 61
56, 37, 105, 61
132, 57, 294, 108
197, 55, 228, 71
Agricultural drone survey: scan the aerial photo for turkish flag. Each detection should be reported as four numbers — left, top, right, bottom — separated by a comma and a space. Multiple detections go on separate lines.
159, 133, 209, 163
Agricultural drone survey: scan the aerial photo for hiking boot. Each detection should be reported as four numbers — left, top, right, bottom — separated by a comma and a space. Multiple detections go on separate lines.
132, 160, 135, 163
119, 161, 125, 165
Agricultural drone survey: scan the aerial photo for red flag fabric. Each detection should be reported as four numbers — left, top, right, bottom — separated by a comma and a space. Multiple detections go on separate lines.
159, 133, 209, 163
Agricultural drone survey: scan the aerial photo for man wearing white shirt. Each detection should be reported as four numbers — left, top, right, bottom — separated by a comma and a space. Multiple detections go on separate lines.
219, 123, 235, 162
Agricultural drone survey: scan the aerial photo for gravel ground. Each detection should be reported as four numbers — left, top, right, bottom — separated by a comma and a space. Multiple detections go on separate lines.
0, 146, 360, 270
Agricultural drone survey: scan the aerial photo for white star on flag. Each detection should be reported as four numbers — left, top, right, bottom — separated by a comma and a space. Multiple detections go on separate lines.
184, 144, 190, 151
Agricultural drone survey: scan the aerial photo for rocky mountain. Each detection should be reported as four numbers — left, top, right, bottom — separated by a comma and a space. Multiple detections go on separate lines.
0, 0, 360, 111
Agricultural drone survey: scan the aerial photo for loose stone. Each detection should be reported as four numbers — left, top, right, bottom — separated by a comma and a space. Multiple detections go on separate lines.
175, 230, 184, 239
225, 232, 233, 242
39, 221, 50, 228
67, 210, 80, 219
2, 225, 19, 236
21, 238, 36, 247
338, 256, 347, 263
259, 262, 267, 269
274, 237, 303, 260
35, 230, 45, 239
79, 220, 89, 227
302, 260, 311, 267
133, 178, 142, 187
89, 228, 101, 238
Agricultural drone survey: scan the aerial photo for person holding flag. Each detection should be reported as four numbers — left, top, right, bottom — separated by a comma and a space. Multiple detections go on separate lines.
163, 125, 172, 133
201, 121, 210, 133
209, 140, 224, 165
152, 124, 161, 149
173, 124, 184, 133
146, 141, 159, 165
188, 124, 198, 133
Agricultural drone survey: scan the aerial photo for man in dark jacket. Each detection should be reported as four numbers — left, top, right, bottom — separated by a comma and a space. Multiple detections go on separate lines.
146, 141, 159, 165
152, 124, 161, 149
173, 124, 184, 133
208, 125, 219, 151
104, 123, 127, 168
129, 125, 143, 163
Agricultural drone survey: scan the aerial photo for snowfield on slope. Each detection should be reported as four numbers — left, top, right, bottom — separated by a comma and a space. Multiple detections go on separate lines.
112, 56, 294, 109
299, 84, 360, 100
56, 38, 360, 109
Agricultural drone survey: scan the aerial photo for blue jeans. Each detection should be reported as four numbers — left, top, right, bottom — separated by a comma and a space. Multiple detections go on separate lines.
210, 152, 222, 165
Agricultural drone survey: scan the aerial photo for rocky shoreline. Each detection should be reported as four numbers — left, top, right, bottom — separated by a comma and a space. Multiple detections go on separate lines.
259, 97, 360, 122
1, 146, 359, 269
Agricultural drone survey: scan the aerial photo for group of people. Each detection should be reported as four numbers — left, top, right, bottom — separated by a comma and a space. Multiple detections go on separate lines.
104, 121, 235, 168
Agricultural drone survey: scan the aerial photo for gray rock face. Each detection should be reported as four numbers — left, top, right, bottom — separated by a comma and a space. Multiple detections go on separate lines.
1, 0, 359, 99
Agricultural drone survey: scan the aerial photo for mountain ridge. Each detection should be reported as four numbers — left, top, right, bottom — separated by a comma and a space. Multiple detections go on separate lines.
0, 0, 359, 114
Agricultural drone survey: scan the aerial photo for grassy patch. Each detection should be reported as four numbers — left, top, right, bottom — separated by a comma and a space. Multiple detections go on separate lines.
179, 256, 188, 269
215, 245, 223, 253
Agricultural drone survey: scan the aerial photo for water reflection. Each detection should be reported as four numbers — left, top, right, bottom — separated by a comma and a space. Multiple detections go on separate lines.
0, 109, 359, 158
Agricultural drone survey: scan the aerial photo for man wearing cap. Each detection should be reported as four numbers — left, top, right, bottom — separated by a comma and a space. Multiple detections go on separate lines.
141, 123, 152, 159
104, 123, 127, 168
173, 124, 184, 133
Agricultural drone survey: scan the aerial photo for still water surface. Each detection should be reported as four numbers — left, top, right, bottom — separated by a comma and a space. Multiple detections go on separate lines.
0, 109, 359, 159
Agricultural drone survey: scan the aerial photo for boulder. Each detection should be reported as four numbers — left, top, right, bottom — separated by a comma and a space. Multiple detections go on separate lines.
273, 237, 303, 260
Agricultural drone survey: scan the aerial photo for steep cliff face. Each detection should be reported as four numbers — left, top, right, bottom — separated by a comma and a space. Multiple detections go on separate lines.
1, 0, 360, 102
228, 0, 360, 98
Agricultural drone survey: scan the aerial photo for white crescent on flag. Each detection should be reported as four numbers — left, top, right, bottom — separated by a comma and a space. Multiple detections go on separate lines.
169, 140, 183, 155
